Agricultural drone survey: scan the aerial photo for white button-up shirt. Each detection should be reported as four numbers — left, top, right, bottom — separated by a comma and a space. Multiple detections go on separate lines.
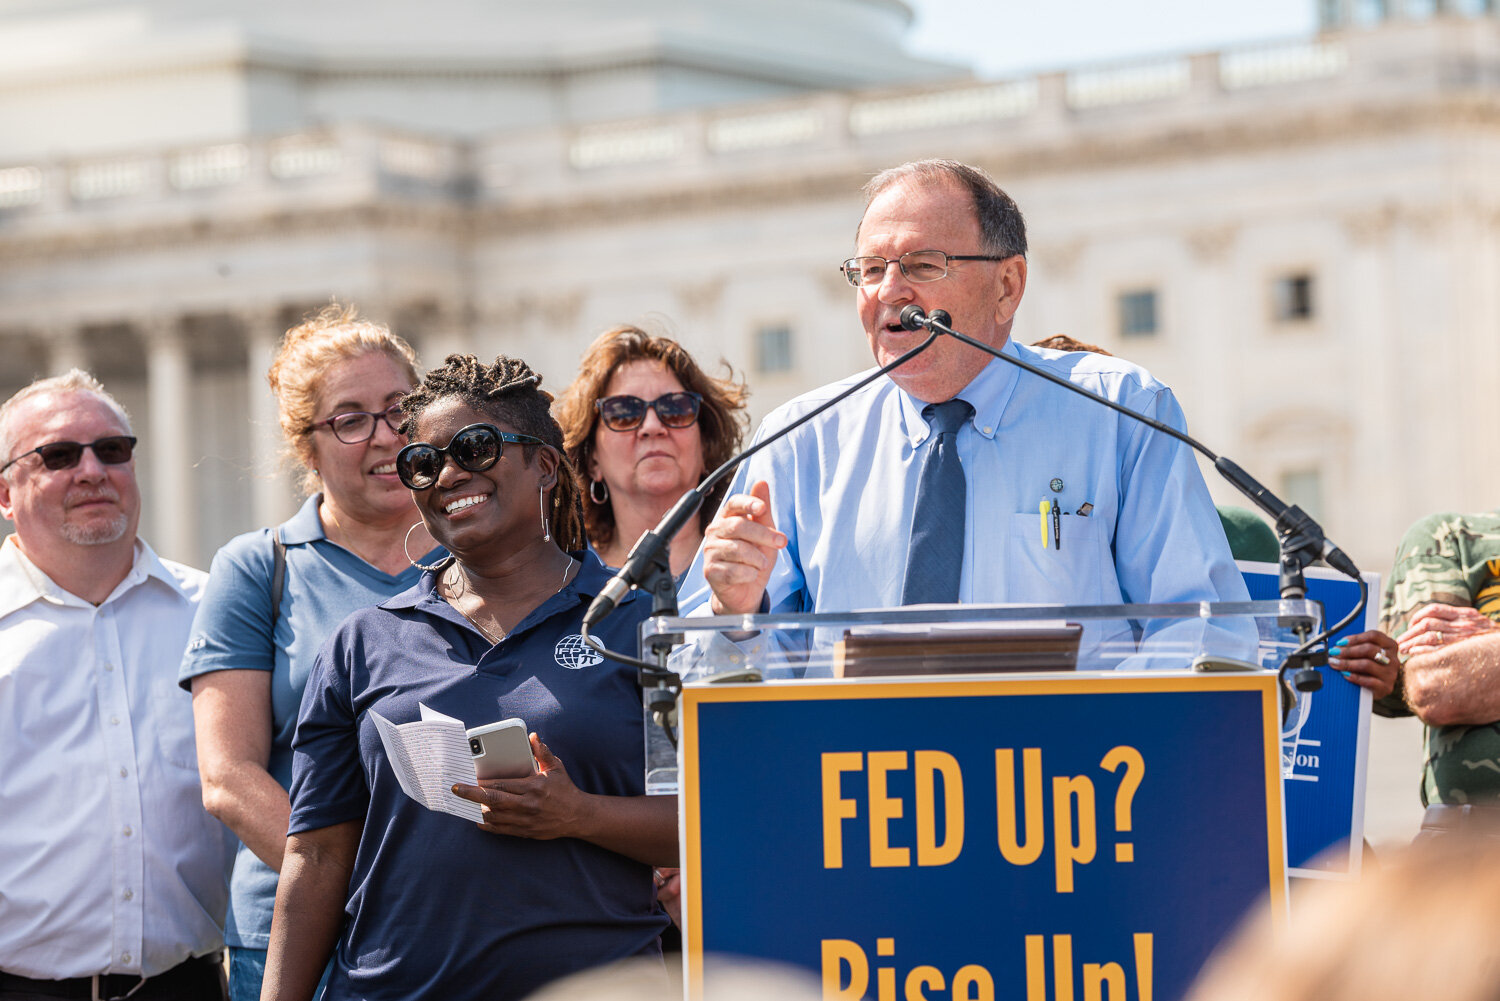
0, 535, 230, 979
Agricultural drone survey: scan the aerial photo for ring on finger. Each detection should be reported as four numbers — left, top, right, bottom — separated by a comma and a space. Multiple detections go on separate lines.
1374, 650, 1390, 666
1437, 630, 1445, 643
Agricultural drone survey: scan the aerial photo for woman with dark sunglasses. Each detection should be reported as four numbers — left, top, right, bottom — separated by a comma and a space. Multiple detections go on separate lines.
178, 305, 441, 1001
264, 354, 674, 1001
555, 324, 748, 579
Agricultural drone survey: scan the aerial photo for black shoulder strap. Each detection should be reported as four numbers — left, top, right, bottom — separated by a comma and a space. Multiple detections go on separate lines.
270, 527, 287, 630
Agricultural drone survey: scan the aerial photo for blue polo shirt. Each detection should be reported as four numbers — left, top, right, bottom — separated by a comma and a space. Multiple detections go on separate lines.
178, 494, 443, 949
288, 550, 666, 1001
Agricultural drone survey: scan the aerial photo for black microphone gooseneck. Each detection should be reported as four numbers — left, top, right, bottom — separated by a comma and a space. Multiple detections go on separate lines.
898, 304, 1363, 693
581, 327, 943, 736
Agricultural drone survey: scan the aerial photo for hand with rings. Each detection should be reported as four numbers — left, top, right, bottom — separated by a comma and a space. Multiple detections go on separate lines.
1396, 603, 1497, 661
1329, 629, 1400, 699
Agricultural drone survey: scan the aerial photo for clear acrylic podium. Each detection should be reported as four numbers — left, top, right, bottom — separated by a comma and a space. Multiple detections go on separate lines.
647, 599, 1319, 1001
641, 598, 1321, 795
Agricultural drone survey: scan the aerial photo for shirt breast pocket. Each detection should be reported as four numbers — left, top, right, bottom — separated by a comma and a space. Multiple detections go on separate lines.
1004, 512, 1113, 606
151, 683, 200, 771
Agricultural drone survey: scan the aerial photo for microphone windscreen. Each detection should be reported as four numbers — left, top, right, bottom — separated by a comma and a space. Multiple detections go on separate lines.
899, 305, 927, 331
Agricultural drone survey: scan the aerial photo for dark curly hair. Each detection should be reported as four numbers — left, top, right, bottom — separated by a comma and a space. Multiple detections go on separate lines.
554, 325, 749, 551
399, 353, 586, 553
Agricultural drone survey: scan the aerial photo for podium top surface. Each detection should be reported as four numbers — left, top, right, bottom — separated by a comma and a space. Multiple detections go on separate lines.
646, 599, 1322, 684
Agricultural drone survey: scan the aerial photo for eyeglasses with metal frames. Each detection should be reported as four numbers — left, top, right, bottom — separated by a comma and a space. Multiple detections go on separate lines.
0, 435, 138, 475
395, 423, 546, 490
594, 392, 703, 433
839, 250, 1010, 288
312, 403, 406, 444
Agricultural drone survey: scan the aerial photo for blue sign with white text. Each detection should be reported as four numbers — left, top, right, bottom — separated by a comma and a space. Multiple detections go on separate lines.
681, 675, 1285, 1001
1239, 563, 1377, 876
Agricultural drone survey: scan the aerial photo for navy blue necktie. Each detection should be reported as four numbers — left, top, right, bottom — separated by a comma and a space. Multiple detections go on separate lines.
901, 398, 973, 605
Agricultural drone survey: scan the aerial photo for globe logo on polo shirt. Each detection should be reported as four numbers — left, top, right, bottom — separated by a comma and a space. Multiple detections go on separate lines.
555, 633, 604, 669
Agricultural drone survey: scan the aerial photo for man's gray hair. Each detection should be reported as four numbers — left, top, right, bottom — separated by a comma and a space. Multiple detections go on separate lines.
860, 159, 1028, 259
0, 369, 134, 474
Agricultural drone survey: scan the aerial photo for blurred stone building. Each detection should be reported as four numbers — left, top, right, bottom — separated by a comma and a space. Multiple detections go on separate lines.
1, 0, 1498, 583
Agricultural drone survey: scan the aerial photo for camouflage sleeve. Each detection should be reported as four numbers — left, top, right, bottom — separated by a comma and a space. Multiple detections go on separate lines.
1379, 512, 1477, 638
1373, 512, 1482, 718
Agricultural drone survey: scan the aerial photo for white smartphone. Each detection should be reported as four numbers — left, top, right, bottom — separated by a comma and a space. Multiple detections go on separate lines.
466, 718, 536, 780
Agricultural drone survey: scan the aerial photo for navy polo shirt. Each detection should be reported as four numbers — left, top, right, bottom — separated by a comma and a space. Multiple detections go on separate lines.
288, 550, 667, 1001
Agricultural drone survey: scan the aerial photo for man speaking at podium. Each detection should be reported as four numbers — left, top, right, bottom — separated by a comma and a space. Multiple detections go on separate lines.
678, 159, 1247, 621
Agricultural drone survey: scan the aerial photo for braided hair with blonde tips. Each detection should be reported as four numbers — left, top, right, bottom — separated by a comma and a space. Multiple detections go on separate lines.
399, 354, 586, 553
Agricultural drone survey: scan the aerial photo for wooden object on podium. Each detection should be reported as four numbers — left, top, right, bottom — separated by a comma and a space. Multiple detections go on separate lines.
832, 621, 1083, 678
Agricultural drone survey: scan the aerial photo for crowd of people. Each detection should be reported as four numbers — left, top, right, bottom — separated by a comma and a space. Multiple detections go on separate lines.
0, 157, 1494, 1000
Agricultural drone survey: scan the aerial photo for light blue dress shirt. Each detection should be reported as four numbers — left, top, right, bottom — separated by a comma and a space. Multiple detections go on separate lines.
678, 342, 1248, 621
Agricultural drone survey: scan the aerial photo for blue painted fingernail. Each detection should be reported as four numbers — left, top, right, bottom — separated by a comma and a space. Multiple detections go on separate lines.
1340, 671, 1352, 680
1331, 638, 1348, 649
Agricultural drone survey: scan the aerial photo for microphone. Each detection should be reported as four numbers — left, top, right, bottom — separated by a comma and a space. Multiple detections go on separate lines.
1211, 457, 1359, 580
899, 304, 1358, 578
582, 326, 944, 633
895, 303, 1360, 691
584, 491, 701, 630
899, 305, 949, 331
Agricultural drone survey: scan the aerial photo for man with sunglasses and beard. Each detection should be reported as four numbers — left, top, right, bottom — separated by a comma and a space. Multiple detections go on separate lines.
0, 371, 230, 1001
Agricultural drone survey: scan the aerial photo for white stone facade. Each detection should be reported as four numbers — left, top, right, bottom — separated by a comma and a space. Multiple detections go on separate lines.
0, 3, 1497, 594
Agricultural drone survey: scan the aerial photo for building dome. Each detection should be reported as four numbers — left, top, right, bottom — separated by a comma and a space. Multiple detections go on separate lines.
0, 0, 962, 159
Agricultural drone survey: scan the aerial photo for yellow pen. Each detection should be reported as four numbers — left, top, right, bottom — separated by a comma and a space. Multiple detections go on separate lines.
1040, 499, 1050, 549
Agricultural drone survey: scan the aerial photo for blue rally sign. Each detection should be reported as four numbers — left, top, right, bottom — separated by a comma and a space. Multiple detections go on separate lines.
680, 674, 1286, 1001
1239, 563, 1379, 878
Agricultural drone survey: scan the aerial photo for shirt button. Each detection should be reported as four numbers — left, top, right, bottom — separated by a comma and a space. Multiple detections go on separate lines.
109, 716, 120, 726
118, 767, 128, 778
121, 825, 132, 837
121, 952, 132, 964
122, 889, 133, 901
982, 426, 993, 434
104, 663, 115, 672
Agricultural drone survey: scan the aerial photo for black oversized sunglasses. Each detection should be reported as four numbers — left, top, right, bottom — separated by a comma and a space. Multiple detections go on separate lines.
395, 423, 544, 490
0, 435, 137, 475
595, 391, 703, 432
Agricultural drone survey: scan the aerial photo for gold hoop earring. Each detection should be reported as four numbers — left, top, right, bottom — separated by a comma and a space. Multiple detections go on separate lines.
404, 522, 446, 572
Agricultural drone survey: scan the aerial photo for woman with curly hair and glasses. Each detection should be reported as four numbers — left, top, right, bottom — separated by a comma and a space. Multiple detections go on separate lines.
264, 354, 674, 1001
179, 304, 441, 1001
554, 324, 748, 578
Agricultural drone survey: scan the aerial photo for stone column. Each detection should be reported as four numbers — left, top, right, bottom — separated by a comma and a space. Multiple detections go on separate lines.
44, 324, 88, 376
1183, 225, 1240, 453
140, 318, 197, 565
244, 308, 297, 527
417, 316, 470, 367
1341, 206, 1398, 566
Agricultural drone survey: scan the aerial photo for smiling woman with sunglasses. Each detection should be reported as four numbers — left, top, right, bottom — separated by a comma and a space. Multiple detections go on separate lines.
555, 324, 748, 579
177, 304, 441, 1001
264, 353, 675, 1001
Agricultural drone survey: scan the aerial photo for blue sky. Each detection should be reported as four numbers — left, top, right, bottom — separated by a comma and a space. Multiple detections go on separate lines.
904, 0, 1319, 78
